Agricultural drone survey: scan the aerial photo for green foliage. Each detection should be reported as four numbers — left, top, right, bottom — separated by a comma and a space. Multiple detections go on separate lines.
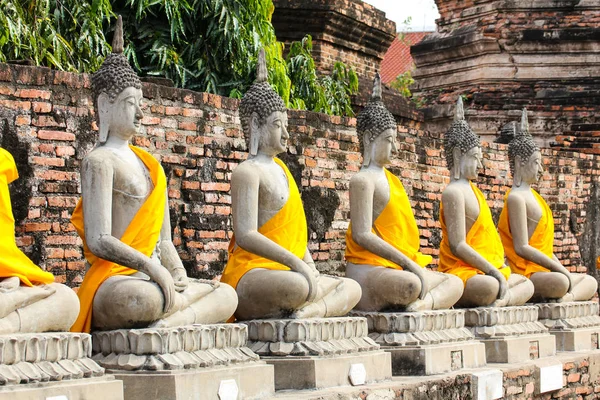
286, 35, 358, 116
390, 70, 414, 98
0, 0, 112, 72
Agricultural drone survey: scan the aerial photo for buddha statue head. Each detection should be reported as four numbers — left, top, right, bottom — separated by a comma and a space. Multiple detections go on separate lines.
357, 73, 397, 167
93, 16, 143, 144
444, 97, 482, 180
508, 109, 542, 187
239, 49, 287, 157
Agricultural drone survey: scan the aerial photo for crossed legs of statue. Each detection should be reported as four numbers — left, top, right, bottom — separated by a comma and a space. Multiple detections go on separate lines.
529, 272, 598, 302
92, 275, 237, 330
234, 268, 362, 321
346, 264, 464, 312
0, 278, 79, 334
456, 274, 534, 308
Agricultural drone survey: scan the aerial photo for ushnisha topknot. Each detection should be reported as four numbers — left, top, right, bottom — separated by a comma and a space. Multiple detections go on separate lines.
357, 72, 397, 146
443, 96, 481, 172
508, 108, 539, 176
239, 48, 286, 139
91, 15, 142, 110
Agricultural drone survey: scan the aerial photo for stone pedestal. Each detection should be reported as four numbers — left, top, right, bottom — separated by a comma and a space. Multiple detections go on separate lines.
537, 301, 600, 352
465, 306, 556, 363
245, 317, 391, 390
92, 324, 274, 400
352, 310, 486, 375
0, 332, 123, 400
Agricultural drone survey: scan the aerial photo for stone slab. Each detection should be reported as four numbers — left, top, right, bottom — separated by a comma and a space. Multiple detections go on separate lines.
92, 324, 260, 371
536, 302, 600, 352
113, 361, 274, 400
534, 359, 563, 394
471, 369, 503, 400
0, 332, 105, 386
264, 350, 391, 390
387, 341, 486, 376
244, 317, 379, 357
0, 376, 123, 400
481, 334, 556, 363
464, 305, 548, 338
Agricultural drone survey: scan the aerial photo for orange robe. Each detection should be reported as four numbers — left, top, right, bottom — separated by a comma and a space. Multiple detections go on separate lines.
221, 158, 308, 289
498, 189, 553, 278
345, 168, 432, 269
439, 182, 510, 284
0, 148, 54, 286
70, 146, 166, 333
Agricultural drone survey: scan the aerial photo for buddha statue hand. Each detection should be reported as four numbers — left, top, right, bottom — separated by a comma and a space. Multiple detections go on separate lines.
170, 267, 189, 293
404, 263, 428, 300
0, 276, 21, 293
147, 262, 176, 313
488, 267, 508, 301
291, 259, 318, 303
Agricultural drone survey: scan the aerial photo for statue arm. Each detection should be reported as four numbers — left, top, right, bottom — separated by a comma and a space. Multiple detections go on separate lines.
81, 156, 175, 311
507, 194, 568, 275
231, 165, 317, 301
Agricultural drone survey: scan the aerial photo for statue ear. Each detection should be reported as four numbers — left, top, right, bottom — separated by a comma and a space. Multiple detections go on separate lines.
362, 133, 371, 167
97, 93, 111, 144
452, 147, 462, 180
249, 112, 260, 156
514, 155, 523, 187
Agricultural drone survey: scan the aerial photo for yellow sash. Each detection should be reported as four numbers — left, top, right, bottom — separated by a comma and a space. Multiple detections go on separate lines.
439, 182, 510, 284
221, 158, 308, 289
0, 148, 55, 286
345, 168, 432, 269
498, 189, 553, 277
70, 146, 166, 333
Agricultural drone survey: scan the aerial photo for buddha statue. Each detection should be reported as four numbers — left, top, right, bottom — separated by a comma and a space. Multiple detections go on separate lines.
438, 97, 534, 308
70, 16, 237, 333
0, 147, 79, 334
345, 74, 464, 312
220, 49, 362, 320
498, 109, 597, 302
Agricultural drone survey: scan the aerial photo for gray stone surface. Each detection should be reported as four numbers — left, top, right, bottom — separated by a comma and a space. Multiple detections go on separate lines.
0, 332, 104, 386
245, 317, 379, 357
537, 301, 600, 351
0, 376, 123, 400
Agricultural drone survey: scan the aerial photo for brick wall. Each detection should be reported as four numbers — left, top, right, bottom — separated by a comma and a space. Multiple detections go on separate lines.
0, 62, 599, 287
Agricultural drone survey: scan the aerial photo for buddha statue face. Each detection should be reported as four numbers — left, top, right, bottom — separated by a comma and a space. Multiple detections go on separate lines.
454, 146, 483, 181
368, 127, 397, 167
97, 87, 144, 142
515, 150, 543, 186
250, 110, 289, 157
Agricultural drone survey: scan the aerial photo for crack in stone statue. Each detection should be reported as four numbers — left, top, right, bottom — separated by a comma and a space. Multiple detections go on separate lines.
438, 97, 535, 308
345, 73, 464, 312
498, 109, 598, 303
70, 16, 238, 333
220, 48, 362, 320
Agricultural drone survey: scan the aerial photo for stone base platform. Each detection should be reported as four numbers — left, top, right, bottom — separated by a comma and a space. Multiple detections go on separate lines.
352, 310, 486, 375
0, 332, 122, 400
537, 301, 600, 352
92, 324, 274, 400
465, 306, 556, 363
244, 317, 391, 390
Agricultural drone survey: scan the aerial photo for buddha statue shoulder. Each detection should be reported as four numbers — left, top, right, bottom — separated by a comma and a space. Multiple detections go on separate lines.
220, 49, 361, 320
70, 17, 237, 333
498, 109, 597, 302
438, 97, 534, 308
0, 147, 79, 334
345, 74, 463, 312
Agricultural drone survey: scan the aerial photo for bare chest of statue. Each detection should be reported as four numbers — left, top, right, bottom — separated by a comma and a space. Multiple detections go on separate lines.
256, 161, 289, 227
514, 189, 543, 238
370, 171, 390, 221
463, 185, 480, 233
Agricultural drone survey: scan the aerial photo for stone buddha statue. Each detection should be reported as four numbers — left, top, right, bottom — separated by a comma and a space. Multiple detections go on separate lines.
438, 97, 534, 308
220, 49, 361, 320
70, 16, 237, 333
0, 147, 79, 334
345, 74, 463, 312
498, 109, 597, 302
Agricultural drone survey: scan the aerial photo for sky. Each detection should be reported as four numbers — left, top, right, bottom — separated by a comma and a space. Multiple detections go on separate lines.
363, 0, 439, 32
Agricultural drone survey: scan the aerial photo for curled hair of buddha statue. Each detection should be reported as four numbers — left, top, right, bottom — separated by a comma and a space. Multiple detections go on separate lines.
443, 96, 481, 179
508, 108, 539, 183
239, 48, 287, 156
357, 73, 397, 166
92, 15, 142, 144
